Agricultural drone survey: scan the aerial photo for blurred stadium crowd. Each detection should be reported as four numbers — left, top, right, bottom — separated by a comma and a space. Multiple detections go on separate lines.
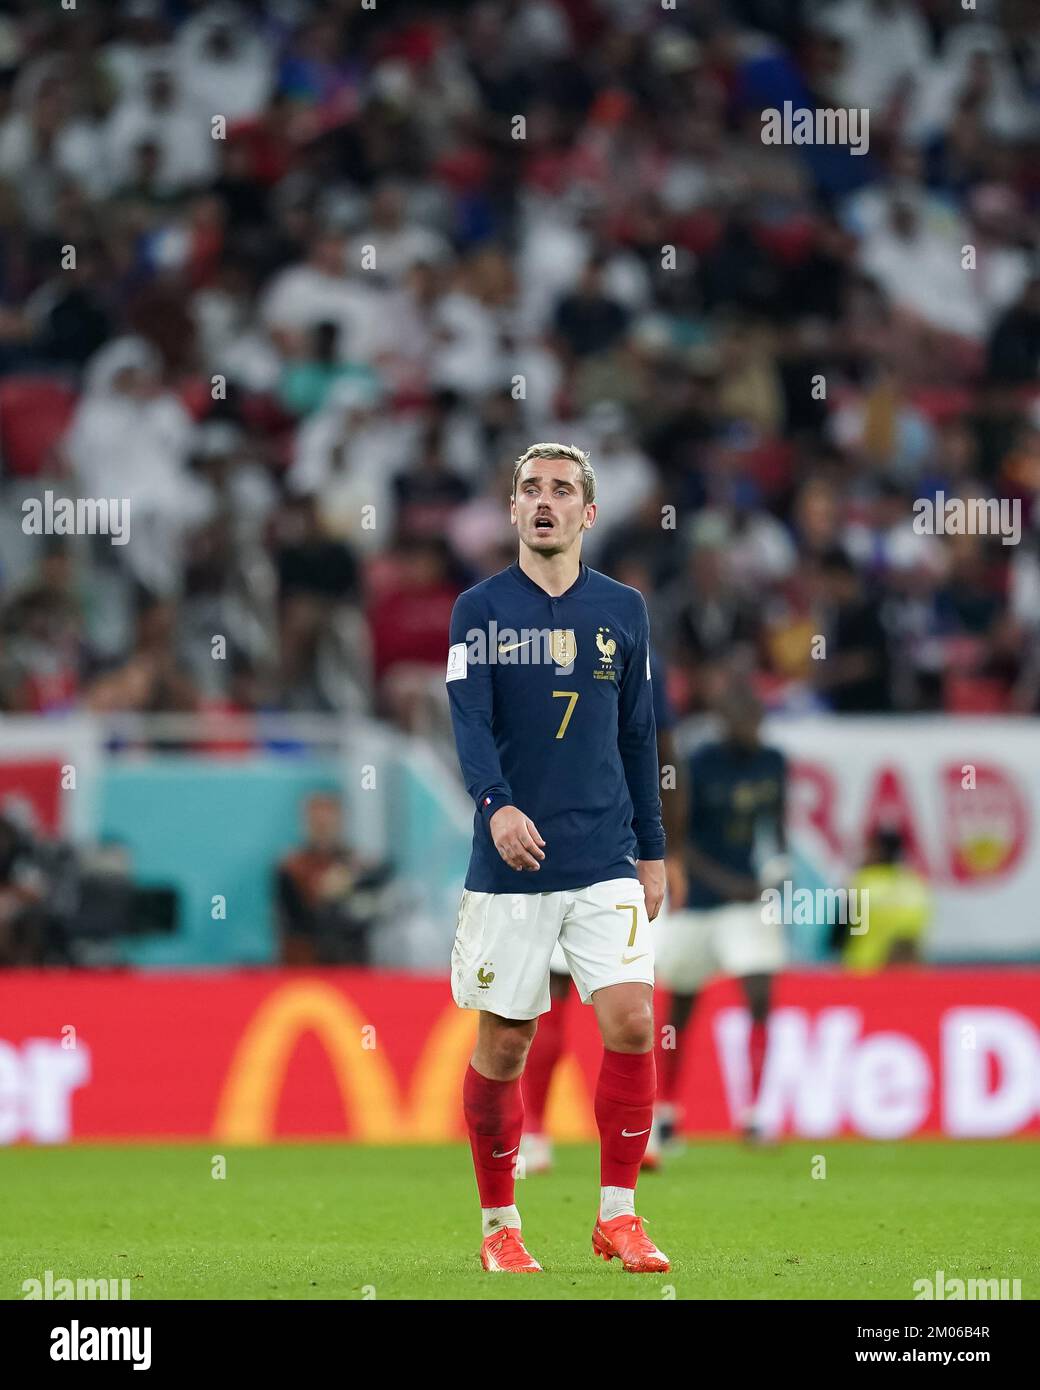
0, 0, 1038, 728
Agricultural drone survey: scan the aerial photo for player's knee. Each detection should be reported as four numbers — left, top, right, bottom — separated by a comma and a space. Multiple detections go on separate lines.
474, 1014, 536, 1078
491, 1027, 535, 1074
607, 1001, 654, 1052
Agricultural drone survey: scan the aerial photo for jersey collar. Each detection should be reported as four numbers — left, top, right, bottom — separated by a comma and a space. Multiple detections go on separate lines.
508, 559, 590, 600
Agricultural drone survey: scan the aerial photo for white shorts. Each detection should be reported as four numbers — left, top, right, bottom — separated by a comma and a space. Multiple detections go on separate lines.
451, 878, 654, 1020
654, 901, 786, 993
549, 880, 673, 977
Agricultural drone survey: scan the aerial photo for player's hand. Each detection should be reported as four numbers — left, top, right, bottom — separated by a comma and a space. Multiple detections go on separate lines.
664, 855, 687, 911
489, 805, 546, 871
637, 859, 666, 921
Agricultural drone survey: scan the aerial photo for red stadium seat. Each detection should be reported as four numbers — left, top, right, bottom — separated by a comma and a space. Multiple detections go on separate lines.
0, 376, 77, 477
944, 675, 1010, 713
907, 387, 977, 425
362, 552, 409, 600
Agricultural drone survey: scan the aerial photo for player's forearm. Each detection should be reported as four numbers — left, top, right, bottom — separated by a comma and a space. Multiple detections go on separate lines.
616, 603, 665, 856
620, 743, 666, 859
451, 724, 513, 812
448, 698, 513, 815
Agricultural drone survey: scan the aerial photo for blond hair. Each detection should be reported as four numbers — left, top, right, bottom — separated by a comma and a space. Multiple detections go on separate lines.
511, 442, 596, 506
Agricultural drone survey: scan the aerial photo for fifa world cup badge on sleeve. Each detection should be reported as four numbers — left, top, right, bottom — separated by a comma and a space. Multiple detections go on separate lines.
446, 642, 467, 682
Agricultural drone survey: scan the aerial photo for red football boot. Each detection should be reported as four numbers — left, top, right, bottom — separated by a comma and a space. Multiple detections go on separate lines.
480, 1227, 544, 1272
592, 1213, 670, 1273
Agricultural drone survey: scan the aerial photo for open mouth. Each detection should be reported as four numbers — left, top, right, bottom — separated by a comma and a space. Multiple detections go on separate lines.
534, 516, 555, 533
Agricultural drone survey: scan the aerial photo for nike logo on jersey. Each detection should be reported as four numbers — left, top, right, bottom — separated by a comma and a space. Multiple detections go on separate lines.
492, 1144, 519, 1158
621, 1127, 651, 1138
497, 639, 533, 654
621, 952, 648, 965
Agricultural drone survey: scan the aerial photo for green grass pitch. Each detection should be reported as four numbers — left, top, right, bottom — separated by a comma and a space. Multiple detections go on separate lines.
2, 1141, 1037, 1300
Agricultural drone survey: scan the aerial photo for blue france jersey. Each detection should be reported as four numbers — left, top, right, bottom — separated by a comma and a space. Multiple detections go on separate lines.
447, 560, 665, 893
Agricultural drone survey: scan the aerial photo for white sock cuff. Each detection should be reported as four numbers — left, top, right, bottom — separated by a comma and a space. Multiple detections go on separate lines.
482, 1205, 521, 1237
600, 1186, 637, 1222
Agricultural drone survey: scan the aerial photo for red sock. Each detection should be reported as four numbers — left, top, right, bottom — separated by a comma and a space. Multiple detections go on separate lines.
522, 1003, 566, 1133
463, 1064, 524, 1208
595, 1049, 656, 1188
749, 1019, 768, 1106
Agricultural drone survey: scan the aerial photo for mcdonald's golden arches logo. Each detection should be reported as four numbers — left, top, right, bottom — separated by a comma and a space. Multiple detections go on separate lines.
213, 980, 595, 1143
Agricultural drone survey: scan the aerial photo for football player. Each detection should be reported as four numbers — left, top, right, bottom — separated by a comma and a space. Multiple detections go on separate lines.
650, 690, 787, 1152
446, 442, 670, 1272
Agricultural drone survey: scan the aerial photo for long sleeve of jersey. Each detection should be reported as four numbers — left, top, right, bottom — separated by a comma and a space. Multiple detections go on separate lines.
446, 588, 514, 823
617, 596, 666, 860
